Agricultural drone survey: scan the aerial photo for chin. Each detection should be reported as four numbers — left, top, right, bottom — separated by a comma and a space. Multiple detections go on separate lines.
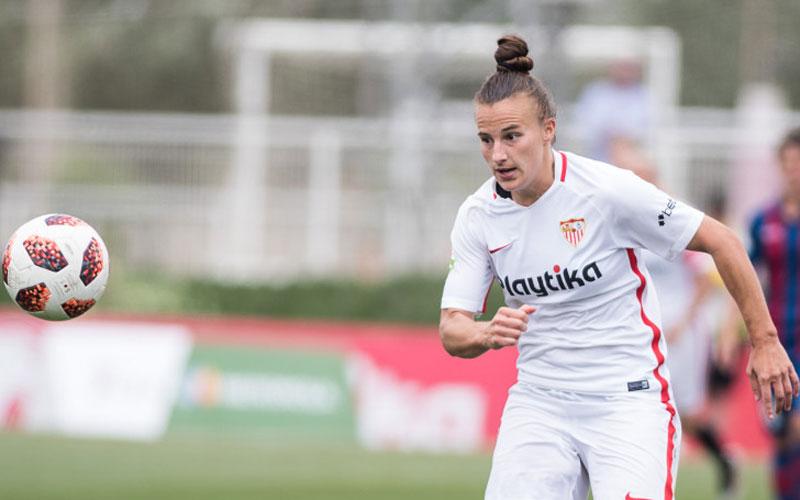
495, 178, 517, 192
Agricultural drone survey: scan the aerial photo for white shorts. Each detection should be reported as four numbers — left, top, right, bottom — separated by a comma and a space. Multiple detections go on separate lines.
485, 382, 681, 500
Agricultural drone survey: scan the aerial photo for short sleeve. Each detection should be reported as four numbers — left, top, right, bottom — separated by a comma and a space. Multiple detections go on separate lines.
441, 204, 495, 314
605, 169, 705, 261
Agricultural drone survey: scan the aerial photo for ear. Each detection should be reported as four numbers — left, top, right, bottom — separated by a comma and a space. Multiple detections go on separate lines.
542, 117, 556, 143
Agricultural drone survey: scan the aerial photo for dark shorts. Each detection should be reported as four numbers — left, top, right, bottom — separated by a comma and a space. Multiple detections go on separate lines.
707, 358, 736, 397
707, 345, 746, 398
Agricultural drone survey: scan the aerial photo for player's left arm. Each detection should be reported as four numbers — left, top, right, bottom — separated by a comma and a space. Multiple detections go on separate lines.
687, 215, 800, 418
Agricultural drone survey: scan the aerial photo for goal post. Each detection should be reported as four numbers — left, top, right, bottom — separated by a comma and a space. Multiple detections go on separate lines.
214, 19, 682, 278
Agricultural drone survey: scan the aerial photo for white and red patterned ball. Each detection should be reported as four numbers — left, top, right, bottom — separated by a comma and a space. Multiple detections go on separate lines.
2, 214, 109, 320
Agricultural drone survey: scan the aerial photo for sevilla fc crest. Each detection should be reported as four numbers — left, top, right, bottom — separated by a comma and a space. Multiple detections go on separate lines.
560, 218, 586, 247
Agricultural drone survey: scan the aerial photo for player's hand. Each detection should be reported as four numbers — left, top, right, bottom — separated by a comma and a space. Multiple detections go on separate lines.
746, 335, 800, 419
483, 305, 536, 350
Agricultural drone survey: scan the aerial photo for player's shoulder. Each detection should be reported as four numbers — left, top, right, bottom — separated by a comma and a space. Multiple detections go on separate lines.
450, 178, 496, 241
559, 150, 634, 193
456, 177, 496, 215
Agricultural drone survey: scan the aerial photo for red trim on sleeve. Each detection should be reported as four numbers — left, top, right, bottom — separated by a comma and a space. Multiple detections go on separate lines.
559, 151, 567, 182
626, 248, 677, 500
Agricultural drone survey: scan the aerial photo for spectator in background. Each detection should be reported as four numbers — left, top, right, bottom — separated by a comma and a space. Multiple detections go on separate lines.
749, 127, 800, 500
574, 59, 651, 162
613, 142, 739, 499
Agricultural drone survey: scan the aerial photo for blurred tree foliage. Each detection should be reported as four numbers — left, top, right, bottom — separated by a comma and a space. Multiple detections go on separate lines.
0, 0, 798, 111
579, 0, 800, 108
579, 0, 743, 108
774, 0, 800, 109
0, 2, 26, 108
70, 16, 224, 111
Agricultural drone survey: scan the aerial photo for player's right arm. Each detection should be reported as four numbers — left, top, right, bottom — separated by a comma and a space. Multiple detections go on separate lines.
440, 305, 536, 358
440, 197, 535, 358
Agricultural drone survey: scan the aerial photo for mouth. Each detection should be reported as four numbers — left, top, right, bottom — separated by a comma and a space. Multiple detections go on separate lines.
494, 166, 517, 180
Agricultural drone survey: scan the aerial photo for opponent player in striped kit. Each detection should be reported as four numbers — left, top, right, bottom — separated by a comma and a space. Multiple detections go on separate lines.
749, 127, 800, 500
439, 35, 798, 500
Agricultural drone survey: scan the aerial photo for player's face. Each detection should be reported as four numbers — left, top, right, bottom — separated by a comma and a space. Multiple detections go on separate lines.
781, 144, 800, 197
475, 93, 556, 206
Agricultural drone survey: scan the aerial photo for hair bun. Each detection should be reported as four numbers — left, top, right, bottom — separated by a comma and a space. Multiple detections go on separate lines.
494, 35, 534, 73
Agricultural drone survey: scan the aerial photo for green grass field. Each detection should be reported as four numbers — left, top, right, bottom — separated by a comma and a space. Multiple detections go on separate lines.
0, 274, 775, 499
0, 432, 773, 500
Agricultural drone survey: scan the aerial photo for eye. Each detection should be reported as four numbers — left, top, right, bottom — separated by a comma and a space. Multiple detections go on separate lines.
505, 132, 520, 141
479, 136, 492, 144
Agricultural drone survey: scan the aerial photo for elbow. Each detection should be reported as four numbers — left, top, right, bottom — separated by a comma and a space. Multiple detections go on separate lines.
716, 224, 745, 254
443, 345, 461, 358
438, 322, 460, 357
439, 308, 486, 359
444, 343, 470, 358
691, 217, 743, 255
439, 322, 479, 358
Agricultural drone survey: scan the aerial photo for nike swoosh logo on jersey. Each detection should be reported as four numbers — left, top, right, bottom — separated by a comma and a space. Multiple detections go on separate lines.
488, 242, 512, 254
625, 493, 652, 500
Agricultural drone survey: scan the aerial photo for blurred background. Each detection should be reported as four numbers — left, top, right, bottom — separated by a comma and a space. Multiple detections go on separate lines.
1, 0, 799, 499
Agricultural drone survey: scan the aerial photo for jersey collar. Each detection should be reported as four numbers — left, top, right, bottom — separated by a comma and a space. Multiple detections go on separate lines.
494, 182, 512, 199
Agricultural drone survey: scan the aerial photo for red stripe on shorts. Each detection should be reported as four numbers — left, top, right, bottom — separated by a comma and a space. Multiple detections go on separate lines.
626, 248, 677, 500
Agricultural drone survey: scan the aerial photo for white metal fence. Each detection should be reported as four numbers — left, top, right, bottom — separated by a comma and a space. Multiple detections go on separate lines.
0, 105, 797, 281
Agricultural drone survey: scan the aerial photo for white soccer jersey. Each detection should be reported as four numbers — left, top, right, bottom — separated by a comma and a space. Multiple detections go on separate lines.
442, 150, 705, 395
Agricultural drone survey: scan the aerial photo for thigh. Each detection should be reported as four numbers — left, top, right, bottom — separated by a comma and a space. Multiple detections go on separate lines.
579, 393, 681, 500
486, 385, 590, 500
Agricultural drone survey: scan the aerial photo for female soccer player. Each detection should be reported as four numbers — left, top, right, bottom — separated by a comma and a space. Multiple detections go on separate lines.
439, 35, 798, 500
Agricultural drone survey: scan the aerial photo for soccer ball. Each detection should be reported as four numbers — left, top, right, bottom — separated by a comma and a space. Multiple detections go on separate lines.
2, 214, 109, 321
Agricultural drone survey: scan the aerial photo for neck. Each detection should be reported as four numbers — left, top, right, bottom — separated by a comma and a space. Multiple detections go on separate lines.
783, 195, 800, 219
511, 148, 555, 207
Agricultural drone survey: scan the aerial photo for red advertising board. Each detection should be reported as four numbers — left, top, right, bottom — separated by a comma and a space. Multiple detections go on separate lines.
0, 309, 774, 456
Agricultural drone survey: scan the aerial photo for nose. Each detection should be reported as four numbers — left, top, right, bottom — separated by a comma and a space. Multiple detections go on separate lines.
491, 142, 508, 165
